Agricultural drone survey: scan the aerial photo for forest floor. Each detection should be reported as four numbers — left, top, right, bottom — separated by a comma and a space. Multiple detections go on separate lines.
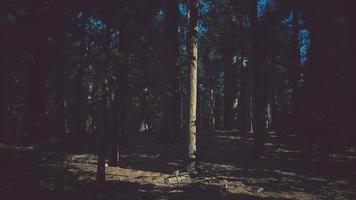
1, 131, 356, 200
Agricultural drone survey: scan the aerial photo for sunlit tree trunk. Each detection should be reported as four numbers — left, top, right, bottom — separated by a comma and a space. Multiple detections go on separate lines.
187, 0, 199, 174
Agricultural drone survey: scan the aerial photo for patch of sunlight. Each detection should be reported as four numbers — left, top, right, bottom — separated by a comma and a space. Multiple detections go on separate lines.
335, 179, 349, 184
345, 147, 356, 153
66, 159, 175, 187
306, 177, 328, 182
274, 170, 298, 176
169, 189, 184, 193
265, 142, 274, 146
275, 191, 316, 200
275, 148, 300, 153
199, 162, 241, 171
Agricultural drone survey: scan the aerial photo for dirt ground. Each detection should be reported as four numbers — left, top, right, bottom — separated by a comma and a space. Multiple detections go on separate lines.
1, 131, 356, 200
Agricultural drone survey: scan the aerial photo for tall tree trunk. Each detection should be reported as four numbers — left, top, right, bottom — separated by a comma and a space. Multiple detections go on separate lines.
52, 9, 66, 146
109, 29, 122, 167
75, 13, 88, 151
109, 85, 120, 166
96, 29, 111, 183
345, 2, 356, 146
162, 0, 181, 141
238, 14, 248, 134
0, 45, 10, 141
118, 24, 130, 149
250, 0, 266, 157
187, 0, 199, 174
222, 2, 235, 131
23, 4, 48, 145
289, 8, 302, 134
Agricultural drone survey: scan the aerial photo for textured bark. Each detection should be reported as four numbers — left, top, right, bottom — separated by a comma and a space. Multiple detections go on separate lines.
187, 0, 199, 174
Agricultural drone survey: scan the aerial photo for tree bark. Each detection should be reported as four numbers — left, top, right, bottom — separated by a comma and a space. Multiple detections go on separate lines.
187, 0, 199, 174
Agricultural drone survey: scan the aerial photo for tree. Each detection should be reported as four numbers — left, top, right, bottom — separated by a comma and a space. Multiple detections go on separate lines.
96, 27, 111, 184
162, 0, 181, 141
23, 1, 49, 145
222, 0, 235, 131
72, 12, 88, 151
250, 0, 267, 157
345, 0, 356, 146
51, 3, 67, 147
187, 0, 199, 174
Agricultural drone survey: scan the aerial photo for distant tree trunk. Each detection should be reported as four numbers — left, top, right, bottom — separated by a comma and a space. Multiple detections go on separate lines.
214, 92, 221, 130
222, 3, 234, 131
109, 25, 121, 164
344, 2, 356, 145
209, 88, 215, 129
23, 4, 48, 145
270, 77, 278, 131
187, 0, 199, 174
250, 0, 266, 157
118, 25, 130, 149
52, 9, 66, 146
0, 46, 10, 141
109, 85, 120, 166
289, 8, 302, 133
162, 0, 181, 141
238, 14, 248, 134
239, 65, 248, 133
302, 1, 336, 154
75, 13, 88, 151
96, 29, 111, 183
109, 13, 143, 162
